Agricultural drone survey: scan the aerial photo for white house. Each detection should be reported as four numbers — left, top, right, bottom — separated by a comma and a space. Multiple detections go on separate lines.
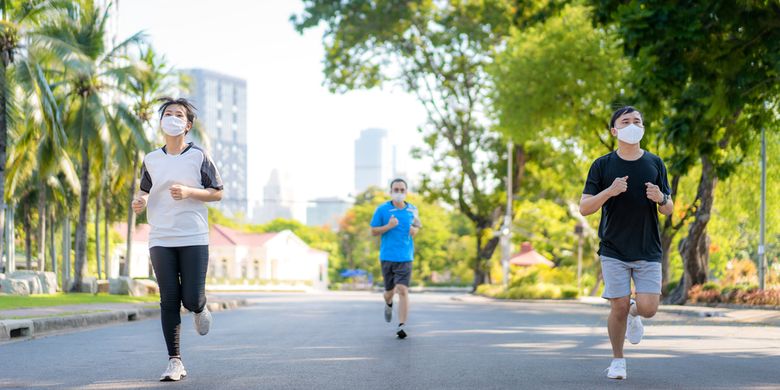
113, 224, 329, 290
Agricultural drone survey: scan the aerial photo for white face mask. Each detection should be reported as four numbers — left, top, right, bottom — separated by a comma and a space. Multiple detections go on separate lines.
161, 116, 187, 136
616, 123, 644, 144
392, 193, 406, 203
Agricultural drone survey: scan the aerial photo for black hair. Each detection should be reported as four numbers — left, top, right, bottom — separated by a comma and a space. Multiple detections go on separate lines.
390, 178, 408, 190
609, 106, 642, 129
157, 97, 197, 125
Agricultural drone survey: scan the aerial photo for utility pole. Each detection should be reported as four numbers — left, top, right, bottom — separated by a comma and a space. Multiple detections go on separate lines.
759, 127, 767, 290
501, 142, 513, 288
575, 223, 584, 294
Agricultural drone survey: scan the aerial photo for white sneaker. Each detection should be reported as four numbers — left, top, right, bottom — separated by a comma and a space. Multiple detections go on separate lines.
384, 302, 393, 323
606, 359, 627, 380
194, 307, 212, 336
626, 301, 644, 345
160, 358, 187, 381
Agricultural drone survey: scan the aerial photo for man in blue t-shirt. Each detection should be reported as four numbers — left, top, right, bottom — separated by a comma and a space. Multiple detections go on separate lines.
370, 178, 421, 339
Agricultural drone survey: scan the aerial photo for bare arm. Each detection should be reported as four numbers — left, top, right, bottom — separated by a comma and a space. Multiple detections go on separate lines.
170, 185, 223, 202
658, 198, 674, 216
132, 191, 149, 214
646, 182, 673, 216
371, 215, 399, 236
579, 176, 628, 216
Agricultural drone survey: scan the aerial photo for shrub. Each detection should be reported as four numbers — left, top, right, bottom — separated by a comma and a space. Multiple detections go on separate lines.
688, 284, 722, 304
560, 286, 579, 299
475, 284, 504, 297
701, 282, 720, 291
663, 279, 680, 296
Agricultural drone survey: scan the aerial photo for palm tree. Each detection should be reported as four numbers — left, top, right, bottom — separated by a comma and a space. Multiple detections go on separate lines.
113, 46, 172, 276
0, 0, 65, 273
35, 0, 144, 290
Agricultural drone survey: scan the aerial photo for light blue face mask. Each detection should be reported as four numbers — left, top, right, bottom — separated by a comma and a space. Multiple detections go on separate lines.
392, 193, 406, 203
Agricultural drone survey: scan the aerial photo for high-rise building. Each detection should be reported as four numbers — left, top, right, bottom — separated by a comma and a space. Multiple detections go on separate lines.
181, 68, 248, 217
253, 169, 294, 224
307, 197, 353, 230
354, 128, 394, 194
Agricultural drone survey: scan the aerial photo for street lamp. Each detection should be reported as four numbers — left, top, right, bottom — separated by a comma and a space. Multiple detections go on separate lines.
574, 223, 584, 294
759, 127, 767, 290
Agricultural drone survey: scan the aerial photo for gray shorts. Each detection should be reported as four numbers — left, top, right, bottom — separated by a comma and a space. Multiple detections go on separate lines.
381, 261, 412, 291
600, 256, 662, 299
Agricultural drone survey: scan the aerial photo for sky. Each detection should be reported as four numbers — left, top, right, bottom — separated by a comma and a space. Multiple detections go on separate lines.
116, 0, 428, 221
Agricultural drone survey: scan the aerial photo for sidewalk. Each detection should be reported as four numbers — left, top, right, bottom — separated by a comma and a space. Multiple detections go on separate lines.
453, 294, 780, 326
0, 296, 249, 342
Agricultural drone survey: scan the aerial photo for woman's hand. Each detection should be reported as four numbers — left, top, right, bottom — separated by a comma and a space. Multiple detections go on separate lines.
169, 184, 191, 200
132, 193, 148, 214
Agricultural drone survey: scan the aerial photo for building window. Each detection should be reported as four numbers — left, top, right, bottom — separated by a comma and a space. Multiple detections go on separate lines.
232, 112, 237, 124
233, 86, 238, 105
217, 83, 222, 102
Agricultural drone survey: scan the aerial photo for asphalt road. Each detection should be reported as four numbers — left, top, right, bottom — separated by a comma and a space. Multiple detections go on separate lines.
2, 292, 779, 389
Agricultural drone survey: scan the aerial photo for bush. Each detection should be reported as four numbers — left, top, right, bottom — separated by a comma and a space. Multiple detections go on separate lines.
663, 279, 680, 296
510, 265, 576, 288
688, 282, 779, 306
701, 282, 720, 291
688, 284, 722, 304
560, 286, 580, 299
475, 284, 504, 297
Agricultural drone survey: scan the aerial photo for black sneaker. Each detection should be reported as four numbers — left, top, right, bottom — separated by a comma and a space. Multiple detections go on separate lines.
396, 323, 407, 339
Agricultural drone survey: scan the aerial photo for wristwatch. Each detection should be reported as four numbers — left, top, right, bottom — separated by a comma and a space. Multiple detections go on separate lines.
658, 193, 669, 206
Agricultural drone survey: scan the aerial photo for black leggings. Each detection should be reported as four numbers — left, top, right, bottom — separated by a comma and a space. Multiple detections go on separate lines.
150, 245, 209, 357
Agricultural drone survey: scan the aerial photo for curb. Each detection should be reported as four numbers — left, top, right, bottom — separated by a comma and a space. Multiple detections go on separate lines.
453, 294, 780, 326
0, 298, 249, 342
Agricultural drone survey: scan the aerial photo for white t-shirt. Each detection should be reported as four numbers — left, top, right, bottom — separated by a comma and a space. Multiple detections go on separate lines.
140, 143, 223, 248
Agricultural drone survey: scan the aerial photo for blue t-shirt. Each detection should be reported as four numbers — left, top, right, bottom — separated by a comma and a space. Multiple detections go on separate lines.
370, 201, 418, 262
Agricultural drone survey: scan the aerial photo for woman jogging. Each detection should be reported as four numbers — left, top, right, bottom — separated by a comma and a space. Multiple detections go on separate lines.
132, 97, 224, 381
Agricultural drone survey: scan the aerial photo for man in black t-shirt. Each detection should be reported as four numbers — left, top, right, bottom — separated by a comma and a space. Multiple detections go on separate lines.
579, 106, 674, 380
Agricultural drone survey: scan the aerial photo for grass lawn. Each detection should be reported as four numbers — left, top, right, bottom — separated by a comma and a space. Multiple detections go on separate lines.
0, 293, 160, 310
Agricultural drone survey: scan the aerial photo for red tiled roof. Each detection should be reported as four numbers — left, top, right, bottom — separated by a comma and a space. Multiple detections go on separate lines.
114, 223, 278, 248
210, 225, 277, 247
509, 242, 554, 267
114, 223, 151, 242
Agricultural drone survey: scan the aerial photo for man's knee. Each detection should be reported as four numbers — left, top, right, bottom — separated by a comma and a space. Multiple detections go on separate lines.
610, 297, 631, 317
636, 300, 659, 317
395, 285, 409, 297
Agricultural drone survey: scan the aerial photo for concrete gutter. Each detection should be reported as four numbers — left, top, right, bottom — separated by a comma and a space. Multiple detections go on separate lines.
0, 298, 249, 342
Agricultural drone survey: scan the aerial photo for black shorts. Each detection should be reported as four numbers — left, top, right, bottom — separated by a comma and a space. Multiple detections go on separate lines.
381, 261, 412, 291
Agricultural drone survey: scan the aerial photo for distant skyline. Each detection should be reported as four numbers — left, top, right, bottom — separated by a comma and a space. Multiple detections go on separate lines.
117, 1, 428, 220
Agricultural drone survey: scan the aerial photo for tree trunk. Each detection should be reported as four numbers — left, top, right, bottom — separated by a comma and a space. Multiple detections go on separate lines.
660, 225, 674, 290
95, 190, 101, 279
472, 229, 499, 290
667, 156, 717, 305
0, 60, 8, 273
72, 143, 90, 291
62, 215, 71, 290
472, 233, 485, 291
38, 186, 46, 271
50, 207, 57, 277
24, 206, 32, 270
660, 174, 684, 291
124, 156, 139, 277
104, 197, 110, 279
